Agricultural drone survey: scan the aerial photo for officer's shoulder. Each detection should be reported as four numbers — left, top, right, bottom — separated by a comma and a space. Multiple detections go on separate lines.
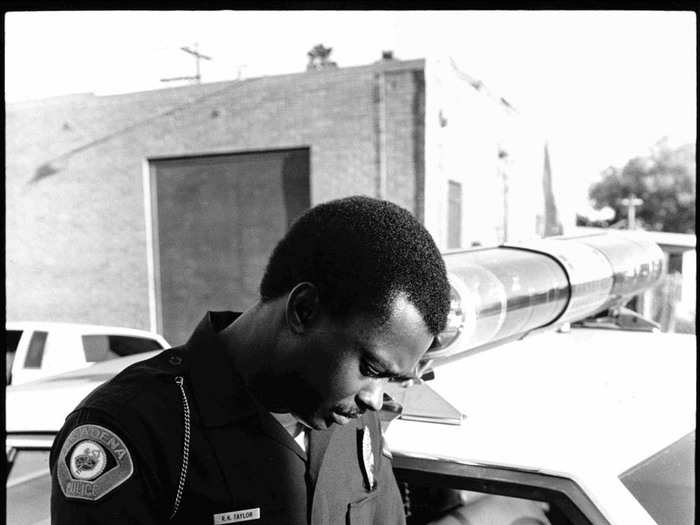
78, 346, 187, 414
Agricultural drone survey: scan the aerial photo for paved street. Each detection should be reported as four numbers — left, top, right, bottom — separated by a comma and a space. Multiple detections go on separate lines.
7, 451, 51, 525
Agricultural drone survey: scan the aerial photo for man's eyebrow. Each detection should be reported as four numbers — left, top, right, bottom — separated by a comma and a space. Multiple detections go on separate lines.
363, 351, 416, 382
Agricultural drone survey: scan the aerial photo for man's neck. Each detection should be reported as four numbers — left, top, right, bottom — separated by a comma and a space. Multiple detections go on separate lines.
218, 299, 290, 411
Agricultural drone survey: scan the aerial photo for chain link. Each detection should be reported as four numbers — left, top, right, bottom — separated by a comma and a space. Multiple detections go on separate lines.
170, 376, 191, 520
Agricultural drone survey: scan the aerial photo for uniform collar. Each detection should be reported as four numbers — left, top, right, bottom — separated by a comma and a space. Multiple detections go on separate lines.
184, 311, 259, 427
184, 312, 310, 461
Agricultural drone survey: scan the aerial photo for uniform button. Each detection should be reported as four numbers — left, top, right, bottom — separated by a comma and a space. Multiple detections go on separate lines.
169, 355, 183, 366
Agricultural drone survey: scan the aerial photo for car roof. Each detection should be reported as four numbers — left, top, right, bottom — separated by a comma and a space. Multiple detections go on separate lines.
5, 321, 168, 342
386, 327, 696, 479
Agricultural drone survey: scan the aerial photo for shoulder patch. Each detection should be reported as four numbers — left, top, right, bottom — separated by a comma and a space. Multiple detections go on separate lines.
56, 424, 133, 501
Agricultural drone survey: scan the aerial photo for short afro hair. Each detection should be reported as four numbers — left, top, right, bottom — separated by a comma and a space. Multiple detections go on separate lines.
260, 195, 450, 335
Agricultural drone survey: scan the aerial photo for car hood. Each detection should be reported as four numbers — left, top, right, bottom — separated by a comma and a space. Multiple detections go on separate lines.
385, 327, 696, 479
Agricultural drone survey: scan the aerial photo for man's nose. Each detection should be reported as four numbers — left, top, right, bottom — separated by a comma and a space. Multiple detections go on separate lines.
357, 379, 385, 412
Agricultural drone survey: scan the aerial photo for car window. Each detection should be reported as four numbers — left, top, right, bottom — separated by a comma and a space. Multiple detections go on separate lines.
82, 334, 163, 362
24, 331, 48, 369
6, 329, 23, 383
399, 481, 563, 525
7, 329, 23, 353
619, 431, 694, 525
393, 458, 603, 525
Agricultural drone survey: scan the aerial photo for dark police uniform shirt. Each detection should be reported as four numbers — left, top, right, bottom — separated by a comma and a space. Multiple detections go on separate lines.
50, 311, 406, 525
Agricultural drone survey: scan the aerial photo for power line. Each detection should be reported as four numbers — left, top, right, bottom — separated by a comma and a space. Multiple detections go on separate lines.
28, 78, 256, 185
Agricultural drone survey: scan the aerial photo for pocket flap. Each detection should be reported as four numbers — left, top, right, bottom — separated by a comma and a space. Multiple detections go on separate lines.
346, 490, 380, 524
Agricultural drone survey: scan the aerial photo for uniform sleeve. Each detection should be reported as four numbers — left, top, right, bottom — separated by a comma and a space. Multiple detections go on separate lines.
50, 407, 167, 525
372, 417, 406, 525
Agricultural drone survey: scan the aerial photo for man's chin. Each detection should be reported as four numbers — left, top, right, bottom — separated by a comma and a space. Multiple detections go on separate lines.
329, 411, 355, 426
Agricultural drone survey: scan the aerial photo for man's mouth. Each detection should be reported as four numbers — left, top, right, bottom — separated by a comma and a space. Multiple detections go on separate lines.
331, 410, 358, 425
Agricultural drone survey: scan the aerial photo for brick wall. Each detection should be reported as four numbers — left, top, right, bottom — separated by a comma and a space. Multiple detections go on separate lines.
6, 60, 426, 332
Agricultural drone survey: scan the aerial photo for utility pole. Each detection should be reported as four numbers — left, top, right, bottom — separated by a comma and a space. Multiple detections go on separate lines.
234, 64, 248, 80
161, 43, 212, 84
498, 148, 509, 242
620, 194, 643, 229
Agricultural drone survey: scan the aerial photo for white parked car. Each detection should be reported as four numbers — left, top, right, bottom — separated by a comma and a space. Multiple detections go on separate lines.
5, 233, 695, 524
5, 322, 169, 385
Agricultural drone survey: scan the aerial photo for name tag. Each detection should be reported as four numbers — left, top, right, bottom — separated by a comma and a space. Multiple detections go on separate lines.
213, 507, 260, 524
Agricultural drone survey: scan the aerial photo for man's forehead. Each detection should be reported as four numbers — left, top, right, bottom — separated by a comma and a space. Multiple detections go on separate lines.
337, 293, 433, 360
360, 331, 431, 375
350, 293, 430, 331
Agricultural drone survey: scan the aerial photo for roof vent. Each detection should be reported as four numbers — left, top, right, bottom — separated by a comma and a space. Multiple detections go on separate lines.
381, 50, 395, 61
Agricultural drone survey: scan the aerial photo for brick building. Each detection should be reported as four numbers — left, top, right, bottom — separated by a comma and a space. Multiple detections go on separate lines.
6, 56, 547, 343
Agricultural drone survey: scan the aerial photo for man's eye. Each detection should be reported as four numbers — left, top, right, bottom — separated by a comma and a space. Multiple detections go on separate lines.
360, 360, 382, 378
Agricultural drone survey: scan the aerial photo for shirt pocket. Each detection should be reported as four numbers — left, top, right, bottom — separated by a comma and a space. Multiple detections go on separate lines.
346, 490, 380, 525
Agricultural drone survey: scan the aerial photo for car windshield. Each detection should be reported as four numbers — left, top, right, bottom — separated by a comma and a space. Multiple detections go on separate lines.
619, 431, 695, 525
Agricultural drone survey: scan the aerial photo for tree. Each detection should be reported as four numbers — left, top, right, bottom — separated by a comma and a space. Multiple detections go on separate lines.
306, 44, 338, 71
580, 139, 695, 233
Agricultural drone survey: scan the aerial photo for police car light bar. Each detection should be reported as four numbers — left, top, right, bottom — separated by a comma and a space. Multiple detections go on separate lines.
427, 232, 664, 361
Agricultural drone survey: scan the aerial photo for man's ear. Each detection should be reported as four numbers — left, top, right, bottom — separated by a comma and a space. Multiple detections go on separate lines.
285, 282, 321, 334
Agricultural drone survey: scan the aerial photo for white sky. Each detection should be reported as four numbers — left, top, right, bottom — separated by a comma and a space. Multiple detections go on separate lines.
4, 10, 696, 209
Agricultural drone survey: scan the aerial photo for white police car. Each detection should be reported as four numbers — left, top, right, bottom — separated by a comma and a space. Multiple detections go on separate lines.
6, 233, 695, 525
386, 326, 694, 525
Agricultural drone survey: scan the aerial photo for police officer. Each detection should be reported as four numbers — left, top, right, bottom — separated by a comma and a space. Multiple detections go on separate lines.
50, 196, 451, 524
